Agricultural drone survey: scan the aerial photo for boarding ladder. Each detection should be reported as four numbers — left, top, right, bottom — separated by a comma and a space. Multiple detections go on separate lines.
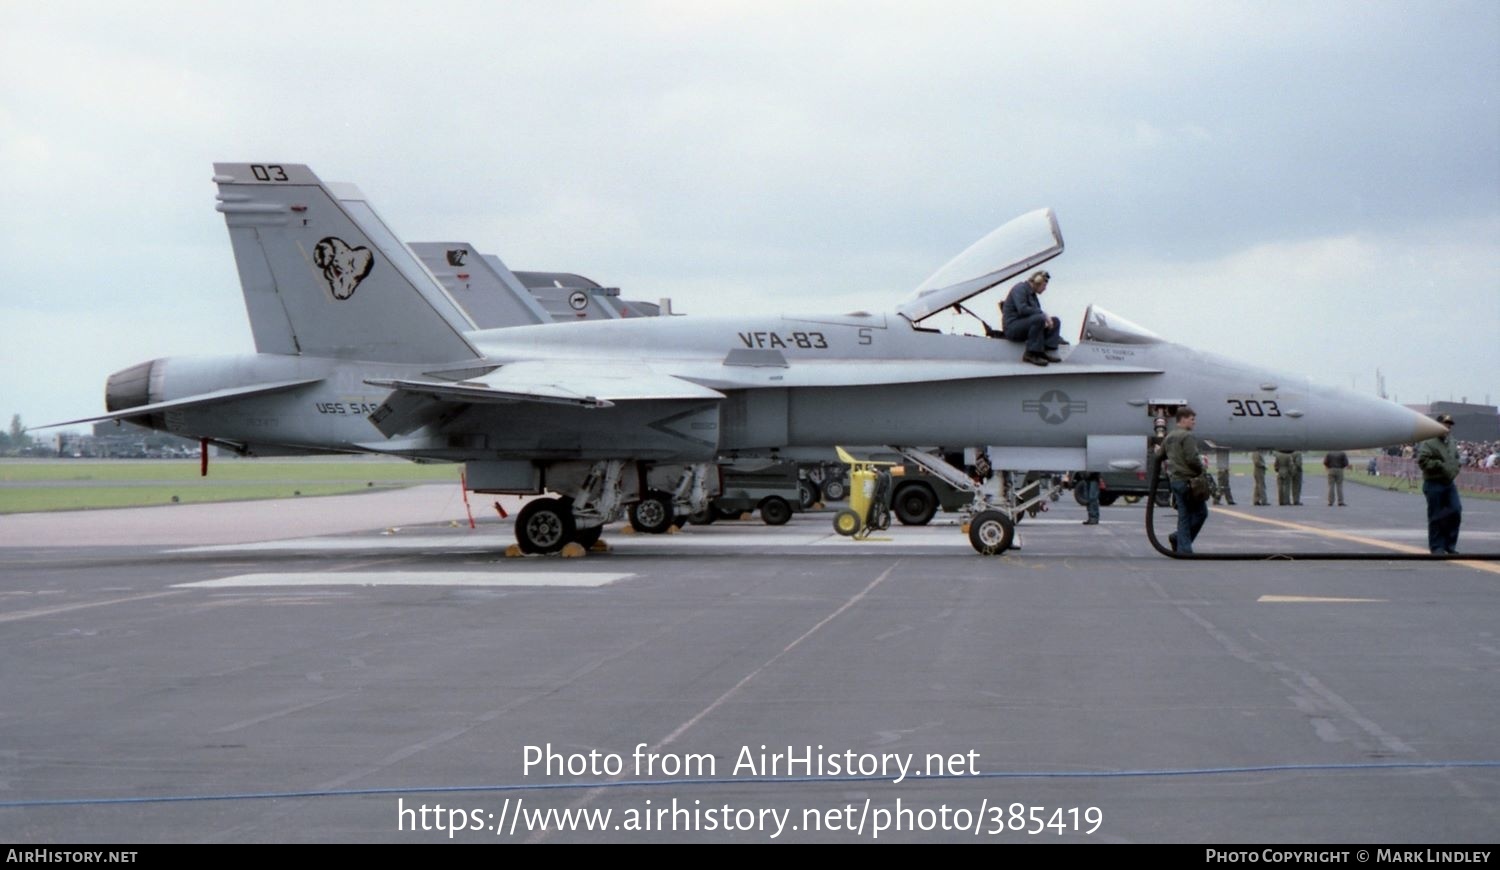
890, 446, 1064, 525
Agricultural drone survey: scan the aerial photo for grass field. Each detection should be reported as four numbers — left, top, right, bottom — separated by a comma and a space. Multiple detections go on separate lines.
0, 458, 461, 513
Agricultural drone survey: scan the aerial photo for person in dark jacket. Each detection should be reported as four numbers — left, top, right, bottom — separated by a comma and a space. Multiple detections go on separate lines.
1077, 470, 1100, 525
1417, 414, 1462, 554
1323, 450, 1349, 506
1162, 407, 1208, 553
1000, 270, 1063, 367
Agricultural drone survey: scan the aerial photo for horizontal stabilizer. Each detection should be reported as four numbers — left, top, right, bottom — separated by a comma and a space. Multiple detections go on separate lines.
41, 378, 324, 428
365, 377, 614, 410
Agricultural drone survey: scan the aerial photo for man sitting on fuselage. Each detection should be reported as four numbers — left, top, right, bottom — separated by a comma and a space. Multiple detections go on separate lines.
1000, 270, 1063, 367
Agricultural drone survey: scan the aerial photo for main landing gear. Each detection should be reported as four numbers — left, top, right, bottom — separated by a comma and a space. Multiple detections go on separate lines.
510, 461, 716, 554
515, 497, 578, 555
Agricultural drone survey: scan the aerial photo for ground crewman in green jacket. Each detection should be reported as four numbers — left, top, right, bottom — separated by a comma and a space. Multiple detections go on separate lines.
1416, 414, 1462, 554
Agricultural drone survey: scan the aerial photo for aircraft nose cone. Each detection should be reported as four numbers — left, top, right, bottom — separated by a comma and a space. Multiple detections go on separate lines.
1412, 415, 1449, 442
1305, 382, 1454, 450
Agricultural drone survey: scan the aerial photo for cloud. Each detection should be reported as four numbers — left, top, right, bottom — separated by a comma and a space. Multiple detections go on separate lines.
0, 0, 1495, 425
1057, 216, 1500, 405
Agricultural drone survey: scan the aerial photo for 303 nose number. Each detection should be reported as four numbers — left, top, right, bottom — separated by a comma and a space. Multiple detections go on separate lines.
1226, 399, 1282, 417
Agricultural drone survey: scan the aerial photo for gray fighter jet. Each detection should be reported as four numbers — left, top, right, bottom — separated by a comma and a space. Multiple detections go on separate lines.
408, 242, 663, 327
56, 163, 1444, 554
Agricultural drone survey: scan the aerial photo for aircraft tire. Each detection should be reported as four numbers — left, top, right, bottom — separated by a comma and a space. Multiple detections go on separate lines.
968, 510, 1015, 555
893, 483, 938, 526
833, 509, 862, 536
760, 496, 792, 526
686, 506, 717, 525
516, 497, 576, 555
821, 477, 848, 501
628, 490, 675, 534
798, 479, 820, 510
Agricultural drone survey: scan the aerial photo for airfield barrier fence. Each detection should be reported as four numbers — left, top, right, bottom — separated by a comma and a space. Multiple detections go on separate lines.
1373, 456, 1500, 494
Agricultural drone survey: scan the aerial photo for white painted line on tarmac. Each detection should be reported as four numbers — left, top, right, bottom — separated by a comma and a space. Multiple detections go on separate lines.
1217, 509, 1500, 576
169, 536, 501, 553
174, 572, 631, 589
1258, 595, 1388, 603
0, 590, 190, 623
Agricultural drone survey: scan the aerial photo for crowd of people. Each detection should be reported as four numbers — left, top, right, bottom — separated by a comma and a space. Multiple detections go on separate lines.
1387, 440, 1498, 468
1457, 440, 1499, 468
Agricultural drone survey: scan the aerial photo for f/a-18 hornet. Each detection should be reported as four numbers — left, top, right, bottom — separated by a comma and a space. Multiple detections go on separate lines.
58, 163, 1442, 554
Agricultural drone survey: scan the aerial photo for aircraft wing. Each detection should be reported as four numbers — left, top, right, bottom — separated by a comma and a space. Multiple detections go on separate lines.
364, 361, 726, 436
40, 378, 325, 428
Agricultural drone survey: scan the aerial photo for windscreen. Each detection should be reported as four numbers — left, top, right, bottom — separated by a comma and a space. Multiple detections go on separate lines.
1079, 305, 1162, 345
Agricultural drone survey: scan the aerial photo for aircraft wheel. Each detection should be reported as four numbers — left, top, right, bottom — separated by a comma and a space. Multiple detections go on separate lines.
686, 505, 717, 525
798, 479, 820, 510
760, 496, 792, 526
516, 497, 576, 555
893, 483, 938, 526
572, 524, 603, 548
968, 510, 1015, 555
821, 477, 848, 501
628, 490, 675, 534
1073, 486, 1088, 506
833, 509, 862, 537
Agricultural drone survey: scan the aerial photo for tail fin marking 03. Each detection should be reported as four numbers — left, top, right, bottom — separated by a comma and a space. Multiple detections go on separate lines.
213, 163, 480, 365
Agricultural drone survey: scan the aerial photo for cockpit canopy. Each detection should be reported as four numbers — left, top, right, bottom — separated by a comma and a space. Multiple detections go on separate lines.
893, 209, 1163, 346
895, 208, 1063, 323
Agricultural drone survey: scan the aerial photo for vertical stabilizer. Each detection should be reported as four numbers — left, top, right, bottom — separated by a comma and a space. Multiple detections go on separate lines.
410, 242, 551, 329
214, 163, 479, 363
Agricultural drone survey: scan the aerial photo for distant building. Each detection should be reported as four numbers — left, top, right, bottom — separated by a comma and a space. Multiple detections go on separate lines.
1428, 402, 1499, 442
46, 422, 209, 458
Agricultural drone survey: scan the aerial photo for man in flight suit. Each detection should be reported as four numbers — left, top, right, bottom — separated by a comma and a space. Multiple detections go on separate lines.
1274, 450, 1295, 506
1001, 270, 1063, 367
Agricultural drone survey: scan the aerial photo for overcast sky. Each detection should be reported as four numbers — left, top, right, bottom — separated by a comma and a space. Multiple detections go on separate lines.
2, 0, 1497, 431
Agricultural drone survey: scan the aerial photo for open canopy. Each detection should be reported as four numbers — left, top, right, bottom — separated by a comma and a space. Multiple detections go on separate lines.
895, 208, 1064, 323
